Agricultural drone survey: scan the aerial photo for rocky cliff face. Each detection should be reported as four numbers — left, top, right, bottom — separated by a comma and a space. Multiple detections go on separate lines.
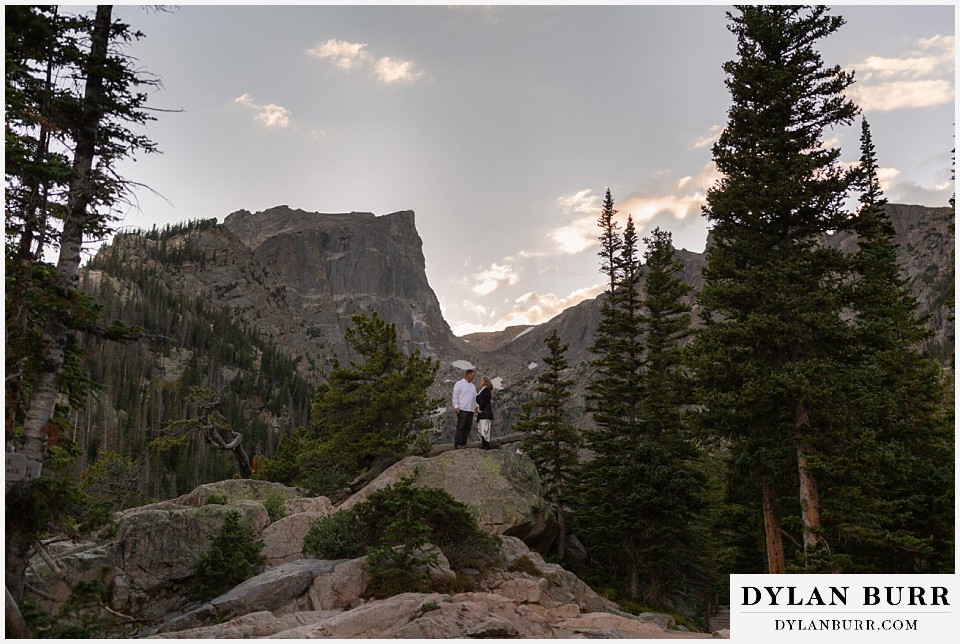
222, 207, 469, 365
88, 207, 497, 385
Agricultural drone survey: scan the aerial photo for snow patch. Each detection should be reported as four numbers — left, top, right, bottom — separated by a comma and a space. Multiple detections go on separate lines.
513, 327, 534, 341
492, 377, 504, 390
528, 362, 539, 370
451, 360, 475, 370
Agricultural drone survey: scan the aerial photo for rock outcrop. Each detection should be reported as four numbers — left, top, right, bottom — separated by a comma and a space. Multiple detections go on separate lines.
339, 449, 555, 546
27, 451, 726, 639
223, 207, 474, 366
148, 536, 701, 639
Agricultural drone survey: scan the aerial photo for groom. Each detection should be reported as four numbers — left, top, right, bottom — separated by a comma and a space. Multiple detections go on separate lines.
451, 369, 478, 449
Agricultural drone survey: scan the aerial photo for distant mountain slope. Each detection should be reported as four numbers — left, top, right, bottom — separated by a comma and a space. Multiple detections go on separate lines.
477, 204, 954, 370
76, 202, 953, 499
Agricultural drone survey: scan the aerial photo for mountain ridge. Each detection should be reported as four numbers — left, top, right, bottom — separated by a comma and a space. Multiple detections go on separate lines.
77, 202, 954, 497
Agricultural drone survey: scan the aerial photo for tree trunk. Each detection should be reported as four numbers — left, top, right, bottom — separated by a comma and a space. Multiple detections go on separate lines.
233, 441, 253, 479
795, 403, 821, 553
10, 6, 113, 601
19, 4, 112, 466
425, 431, 529, 456
555, 470, 566, 560
627, 545, 640, 599
4, 518, 33, 604
6, 585, 31, 638
761, 475, 786, 574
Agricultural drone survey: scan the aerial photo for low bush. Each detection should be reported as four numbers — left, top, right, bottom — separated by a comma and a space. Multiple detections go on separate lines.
191, 510, 265, 601
263, 492, 287, 522
303, 471, 500, 597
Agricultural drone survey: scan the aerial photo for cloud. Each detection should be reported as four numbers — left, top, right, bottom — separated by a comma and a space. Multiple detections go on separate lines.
847, 80, 953, 112
448, 5, 500, 25
373, 56, 424, 84
494, 285, 605, 328
549, 189, 603, 254
847, 35, 955, 111
876, 166, 901, 195
693, 124, 723, 150
234, 93, 291, 128
461, 300, 489, 317
468, 262, 521, 296
556, 189, 601, 215
309, 38, 424, 84
308, 38, 371, 70
548, 164, 720, 256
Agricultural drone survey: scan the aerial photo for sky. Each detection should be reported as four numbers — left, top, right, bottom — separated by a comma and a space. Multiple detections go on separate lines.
94, 3, 956, 336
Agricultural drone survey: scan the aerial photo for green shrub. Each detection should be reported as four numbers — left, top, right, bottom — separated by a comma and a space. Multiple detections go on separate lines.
263, 493, 287, 522
302, 506, 368, 560
191, 510, 265, 601
22, 576, 126, 638
365, 542, 438, 597
204, 493, 228, 506
508, 555, 540, 576
303, 472, 499, 597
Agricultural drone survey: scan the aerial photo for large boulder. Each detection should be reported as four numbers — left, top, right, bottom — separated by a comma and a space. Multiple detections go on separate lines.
25, 479, 317, 621
174, 479, 303, 507
156, 559, 344, 633
487, 536, 619, 614
340, 449, 555, 546
112, 500, 270, 618
261, 511, 331, 566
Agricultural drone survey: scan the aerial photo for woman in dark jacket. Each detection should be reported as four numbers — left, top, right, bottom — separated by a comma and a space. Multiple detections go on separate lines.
475, 377, 494, 450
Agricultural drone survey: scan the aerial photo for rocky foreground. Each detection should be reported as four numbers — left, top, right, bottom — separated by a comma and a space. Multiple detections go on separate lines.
27, 449, 729, 638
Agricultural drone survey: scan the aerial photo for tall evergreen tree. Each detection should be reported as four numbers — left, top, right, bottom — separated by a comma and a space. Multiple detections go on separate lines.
515, 330, 579, 559
597, 188, 622, 293
259, 312, 440, 495
691, 5, 859, 572
5, 5, 161, 604
822, 119, 955, 571
580, 224, 706, 607
585, 212, 643, 446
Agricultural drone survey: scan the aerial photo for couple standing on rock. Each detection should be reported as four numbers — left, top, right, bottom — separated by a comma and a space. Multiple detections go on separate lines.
452, 369, 494, 450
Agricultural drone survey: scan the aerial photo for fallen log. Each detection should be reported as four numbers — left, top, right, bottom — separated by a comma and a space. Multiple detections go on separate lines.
425, 431, 529, 457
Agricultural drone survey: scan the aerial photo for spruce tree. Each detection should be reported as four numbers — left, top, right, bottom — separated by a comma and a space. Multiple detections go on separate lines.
580, 224, 706, 606
691, 5, 859, 572
515, 330, 579, 559
823, 119, 955, 572
597, 188, 622, 293
259, 312, 440, 495
5, 5, 161, 604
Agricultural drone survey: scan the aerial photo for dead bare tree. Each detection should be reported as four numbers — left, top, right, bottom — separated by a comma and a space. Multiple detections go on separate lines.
157, 387, 253, 478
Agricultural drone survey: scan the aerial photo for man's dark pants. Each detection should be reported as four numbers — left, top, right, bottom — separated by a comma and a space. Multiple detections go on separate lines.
454, 411, 474, 447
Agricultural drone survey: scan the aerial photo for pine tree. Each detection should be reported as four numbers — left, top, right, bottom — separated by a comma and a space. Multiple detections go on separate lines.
693, 4, 860, 572
597, 188, 622, 293
5, 5, 161, 604
579, 224, 706, 606
259, 312, 441, 495
585, 212, 643, 446
693, 6, 868, 572
820, 119, 955, 572
515, 330, 579, 559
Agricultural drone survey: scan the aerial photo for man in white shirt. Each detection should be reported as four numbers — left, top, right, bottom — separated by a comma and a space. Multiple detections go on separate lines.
452, 369, 479, 448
